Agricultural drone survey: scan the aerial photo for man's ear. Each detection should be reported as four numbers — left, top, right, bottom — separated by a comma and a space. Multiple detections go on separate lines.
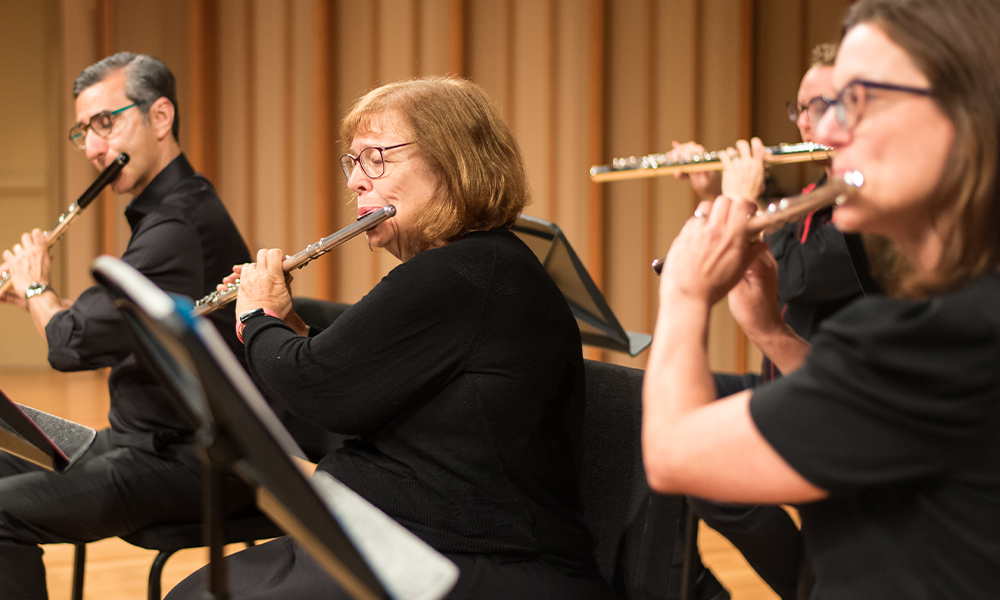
148, 97, 176, 141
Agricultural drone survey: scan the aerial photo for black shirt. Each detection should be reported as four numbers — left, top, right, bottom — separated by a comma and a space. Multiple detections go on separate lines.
761, 177, 869, 381
750, 273, 1000, 599
240, 229, 597, 573
45, 153, 251, 436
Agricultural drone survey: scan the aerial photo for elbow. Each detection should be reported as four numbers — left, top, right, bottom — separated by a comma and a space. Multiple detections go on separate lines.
641, 435, 687, 495
644, 465, 677, 495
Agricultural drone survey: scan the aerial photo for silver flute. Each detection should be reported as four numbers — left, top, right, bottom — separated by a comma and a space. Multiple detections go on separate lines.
590, 142, 832, 183
1, 153, 129, 295
651, 170, 863, 275
192, 205, 396, 316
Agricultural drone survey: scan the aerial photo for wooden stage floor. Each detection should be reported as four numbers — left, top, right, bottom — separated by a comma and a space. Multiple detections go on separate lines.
1, 369, 779, 600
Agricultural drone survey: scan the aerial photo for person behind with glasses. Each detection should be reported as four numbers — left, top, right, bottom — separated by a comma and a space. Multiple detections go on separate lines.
643, 0, 1000, 597
166, 76, 614, 600
0, 52, 253, 599
654, 43, 869, 600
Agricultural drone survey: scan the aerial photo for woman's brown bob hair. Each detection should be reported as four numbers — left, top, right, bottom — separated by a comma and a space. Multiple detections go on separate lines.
844, 0, 1000, 297
341, 76, 530, 252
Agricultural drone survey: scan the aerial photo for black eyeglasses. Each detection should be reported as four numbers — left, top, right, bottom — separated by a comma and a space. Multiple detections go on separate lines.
823, 79, 933, 132
340, 142, 416, 179
786, 95, 833, 125
68, 103, 139, 150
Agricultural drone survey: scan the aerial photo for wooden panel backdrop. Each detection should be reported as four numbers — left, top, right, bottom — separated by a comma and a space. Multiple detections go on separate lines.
1, 0, 852, 372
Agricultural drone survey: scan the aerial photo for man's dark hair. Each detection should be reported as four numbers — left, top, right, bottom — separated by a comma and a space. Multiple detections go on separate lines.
73, 52, 180, 142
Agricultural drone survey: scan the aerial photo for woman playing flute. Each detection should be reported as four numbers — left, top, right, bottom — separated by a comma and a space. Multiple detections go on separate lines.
642, 0, 1000, 597
167, 76, 613, 600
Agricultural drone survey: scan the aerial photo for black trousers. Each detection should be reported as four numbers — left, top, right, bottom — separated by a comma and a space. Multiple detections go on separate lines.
0, 428, 255, 600
165, 535, 614, 600
699, 373, 803, 600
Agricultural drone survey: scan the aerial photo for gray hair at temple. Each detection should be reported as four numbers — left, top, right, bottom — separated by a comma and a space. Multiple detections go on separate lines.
73, 52, 180, 142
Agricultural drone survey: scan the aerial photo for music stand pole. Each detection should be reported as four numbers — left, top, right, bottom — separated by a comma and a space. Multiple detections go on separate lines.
198, 428, 240, 600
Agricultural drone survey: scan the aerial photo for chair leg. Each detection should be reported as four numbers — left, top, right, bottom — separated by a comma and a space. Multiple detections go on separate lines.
796, 548, 815, 600
148, 549, 177, 600
680, 504, 700, 600
71, 543, 86, 600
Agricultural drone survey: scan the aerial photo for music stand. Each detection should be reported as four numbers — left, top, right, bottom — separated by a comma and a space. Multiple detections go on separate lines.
512, 215, 652, 356
0, 389, 96, 473
91, 256, 458, 600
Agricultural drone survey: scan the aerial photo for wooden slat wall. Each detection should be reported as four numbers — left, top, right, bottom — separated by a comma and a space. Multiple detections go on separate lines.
0, 0, 62, 367
1, 0, 853, 370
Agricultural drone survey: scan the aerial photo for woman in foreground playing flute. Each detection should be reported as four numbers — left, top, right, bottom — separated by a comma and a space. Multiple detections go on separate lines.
167, 77, 613, 600
642, 0, 1000, 597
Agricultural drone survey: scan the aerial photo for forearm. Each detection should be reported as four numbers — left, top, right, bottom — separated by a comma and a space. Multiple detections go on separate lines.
642, 291, 717, 485
642, 294, 824, 502
747, 322, 811, 374
242, 319, 399, 433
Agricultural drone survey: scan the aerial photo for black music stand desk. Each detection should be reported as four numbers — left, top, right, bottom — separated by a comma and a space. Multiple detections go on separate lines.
513, 215, 652, 356
0, 389, 95, 473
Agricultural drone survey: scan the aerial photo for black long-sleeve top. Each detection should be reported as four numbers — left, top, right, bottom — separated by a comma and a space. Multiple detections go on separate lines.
45, 154, 251, 436
240, 228, 597, 573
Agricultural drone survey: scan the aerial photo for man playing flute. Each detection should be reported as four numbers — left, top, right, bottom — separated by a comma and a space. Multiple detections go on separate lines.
0, 52, 252, 599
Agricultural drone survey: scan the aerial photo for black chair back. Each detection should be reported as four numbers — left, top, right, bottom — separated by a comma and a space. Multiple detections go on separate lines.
580, 359, 683, 600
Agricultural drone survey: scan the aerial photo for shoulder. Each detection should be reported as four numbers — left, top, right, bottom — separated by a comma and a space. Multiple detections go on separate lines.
820, 274, 1000, 349
405, 229, 543, 281
138, 172, 232, 240
782, 274, 1000, 424
375, 229, 558, 312
157, 173, 222, 218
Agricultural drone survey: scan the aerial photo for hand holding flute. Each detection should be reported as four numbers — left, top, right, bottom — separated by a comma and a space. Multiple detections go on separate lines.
198, 204, 396, 337
652, 171, 862, 275
228, 247, 310, 336
1, 229, 54, 310
658, 195, 770, 308
667, 138, 767, 204
652, 172, 861, 372
0, 153, 129, 305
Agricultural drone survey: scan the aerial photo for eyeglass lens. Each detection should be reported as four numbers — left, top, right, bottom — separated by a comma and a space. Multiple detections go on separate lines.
787, 96, 832, 124
835, 83, 862, 131
340, 147, 389, 179
68, 104, 136, 150
805, 97, 833, 125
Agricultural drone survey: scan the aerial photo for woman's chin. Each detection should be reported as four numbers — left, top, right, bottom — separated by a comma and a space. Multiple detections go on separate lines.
364, 232, 398, 255
831, 207, 865, 234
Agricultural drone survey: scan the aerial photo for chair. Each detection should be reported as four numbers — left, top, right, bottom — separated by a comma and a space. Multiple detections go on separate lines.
71, 507, 281, 600
579, 359, 684, 599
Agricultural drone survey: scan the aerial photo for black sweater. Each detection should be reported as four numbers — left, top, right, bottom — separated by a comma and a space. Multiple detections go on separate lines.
240, 228, 596, 572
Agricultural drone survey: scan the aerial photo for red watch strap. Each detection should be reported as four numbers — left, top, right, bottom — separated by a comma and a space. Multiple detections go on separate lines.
236, 308, 281, 343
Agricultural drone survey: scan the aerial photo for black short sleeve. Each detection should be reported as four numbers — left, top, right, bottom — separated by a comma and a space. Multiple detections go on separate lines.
750, 283, 1000, 494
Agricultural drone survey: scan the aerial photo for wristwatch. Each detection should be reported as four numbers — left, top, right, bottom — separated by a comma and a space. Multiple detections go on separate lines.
236, 307, 280, 343
24, 282, 52, 302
